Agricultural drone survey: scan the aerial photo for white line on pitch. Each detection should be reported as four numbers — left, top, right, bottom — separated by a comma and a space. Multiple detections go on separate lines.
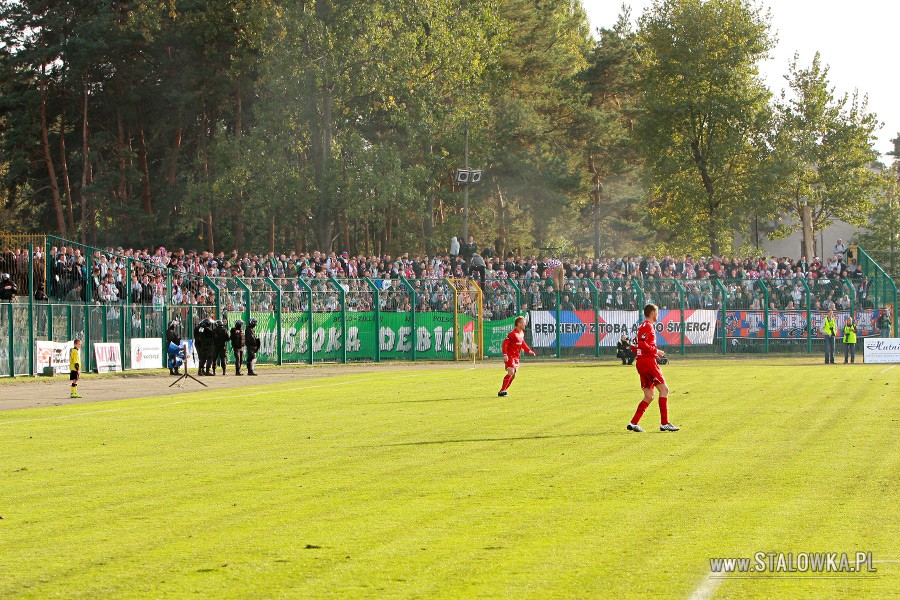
879, 365, 896, 374
688, 572, 726, 600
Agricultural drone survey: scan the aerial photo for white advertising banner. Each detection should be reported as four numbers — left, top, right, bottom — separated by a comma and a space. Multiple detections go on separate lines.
35, 340, 74, 374
94, 342, 123, 373
182, 339, 200, 369
130, 338, 163, 370
863, 338, 900, 364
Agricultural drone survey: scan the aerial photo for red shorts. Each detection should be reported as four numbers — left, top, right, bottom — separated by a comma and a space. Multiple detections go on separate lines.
636, 359, 665, 389
504, 357, 520, 371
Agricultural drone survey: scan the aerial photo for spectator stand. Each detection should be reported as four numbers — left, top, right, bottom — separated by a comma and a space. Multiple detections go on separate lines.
519, 277, 561, 358
334, 278, 380, 363
277, 275, 314, 365
593, 277, 644, 358
481, 278, 522, 358
858, 247, 899, 335
405, 278, 456, 361
0, 235, 46, 299
721, 278, 769, 355
383, 277, 416, 361
447, 277, 484, 361
309, 277, 346, 363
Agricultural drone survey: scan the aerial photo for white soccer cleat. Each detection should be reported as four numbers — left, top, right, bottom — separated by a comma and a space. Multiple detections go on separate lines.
660, 423, 680, 432
627, 423, 644, 432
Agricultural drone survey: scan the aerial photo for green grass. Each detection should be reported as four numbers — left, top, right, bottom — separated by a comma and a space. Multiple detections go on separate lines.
1, 359, 898, 599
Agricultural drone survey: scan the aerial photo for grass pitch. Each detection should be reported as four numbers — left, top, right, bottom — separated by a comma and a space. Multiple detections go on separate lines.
1, 359, 898, 599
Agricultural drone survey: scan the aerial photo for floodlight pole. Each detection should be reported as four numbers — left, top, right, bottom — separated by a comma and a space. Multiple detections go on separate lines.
462, 122, 469, 242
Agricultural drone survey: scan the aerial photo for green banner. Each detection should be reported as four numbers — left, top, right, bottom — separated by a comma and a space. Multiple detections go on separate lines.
484, 317, 518, 357
227, 310, 472, 362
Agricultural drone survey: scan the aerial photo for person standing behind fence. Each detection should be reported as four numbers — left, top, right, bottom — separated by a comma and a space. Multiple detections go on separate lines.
546, 258, 565, 291
878, 310, 892, 338
842, 317, 858, 364
822, 309, 837, 364
230, 319, 245, 375
470, 252, 486, 288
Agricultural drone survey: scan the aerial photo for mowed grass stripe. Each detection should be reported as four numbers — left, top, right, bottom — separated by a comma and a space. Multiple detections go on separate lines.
0, 361, 897, 598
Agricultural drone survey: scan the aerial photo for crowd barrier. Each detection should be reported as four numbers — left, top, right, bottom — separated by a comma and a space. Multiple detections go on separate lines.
0, 237, 897, 376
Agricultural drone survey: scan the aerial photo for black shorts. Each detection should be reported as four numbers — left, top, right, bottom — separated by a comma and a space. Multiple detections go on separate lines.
70, 371, 79, 381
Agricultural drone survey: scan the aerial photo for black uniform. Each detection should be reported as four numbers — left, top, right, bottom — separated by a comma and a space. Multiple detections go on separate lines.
0, 276, 17, 301
230, 323, 245, 375
194, 318, 215, 375
246, 323, 261, 375
213, 322, 229, 375
616, 337, 636, 365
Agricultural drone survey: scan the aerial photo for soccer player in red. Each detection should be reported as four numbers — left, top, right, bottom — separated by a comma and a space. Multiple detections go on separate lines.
499, 316, 536, 397
627, 303, 680, 432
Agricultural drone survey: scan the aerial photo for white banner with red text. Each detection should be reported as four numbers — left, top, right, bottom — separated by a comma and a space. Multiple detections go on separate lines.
130, 338, 163, 370
528, 310, 717, 348
94, 342, 123, 373
35, 340, 75, 374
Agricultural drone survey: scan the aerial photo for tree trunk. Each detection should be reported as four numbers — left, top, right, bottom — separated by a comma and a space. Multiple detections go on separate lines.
81, 82, 93, 243
233, 99, 244, 255
494, 176, 506, 257
166, 123, 182, 185
707, 213, 720, 257
208, 211, 215, 253
424, 191, 435, 255
59, 111, 76, 234
269, 212, 276, 254
116, 111, 127, 203
587, 154, 603, 259
690, 139, 719, 255
801, 201, 814, 261
137, 122, 152, 213
234, 195, 244, 254
39, 79, 67, 237
313, 82, 334, 251
364, 220, 370, 256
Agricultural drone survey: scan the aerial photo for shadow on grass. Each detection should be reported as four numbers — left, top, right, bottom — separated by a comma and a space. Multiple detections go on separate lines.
372, 431, 618, 447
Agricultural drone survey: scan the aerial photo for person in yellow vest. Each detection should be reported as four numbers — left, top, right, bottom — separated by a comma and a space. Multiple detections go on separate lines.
822, 310, 837, 364
842, 317, 858, 364
69, 338, 83, 398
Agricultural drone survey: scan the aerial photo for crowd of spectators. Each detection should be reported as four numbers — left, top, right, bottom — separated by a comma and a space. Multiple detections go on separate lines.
0, 237, 886, 321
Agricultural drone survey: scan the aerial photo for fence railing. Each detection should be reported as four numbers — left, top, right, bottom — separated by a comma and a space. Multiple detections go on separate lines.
1, 239, 898, 376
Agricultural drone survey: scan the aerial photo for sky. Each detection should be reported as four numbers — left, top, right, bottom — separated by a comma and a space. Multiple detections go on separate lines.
582, 0, 900, 159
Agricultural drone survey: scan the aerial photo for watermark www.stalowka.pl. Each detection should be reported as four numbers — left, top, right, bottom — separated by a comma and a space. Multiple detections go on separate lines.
709, 552, 878, 577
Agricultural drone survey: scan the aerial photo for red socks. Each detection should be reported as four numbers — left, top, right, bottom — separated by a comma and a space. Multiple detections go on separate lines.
501, 374, 514, 391
631, 400, 650, 425
659, 397, 668, 425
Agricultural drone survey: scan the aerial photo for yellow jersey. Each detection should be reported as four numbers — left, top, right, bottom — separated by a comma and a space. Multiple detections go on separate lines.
69, 347, 80, 372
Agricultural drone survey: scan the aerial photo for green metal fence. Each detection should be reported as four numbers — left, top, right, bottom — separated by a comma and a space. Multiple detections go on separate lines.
4, 239, 900, 377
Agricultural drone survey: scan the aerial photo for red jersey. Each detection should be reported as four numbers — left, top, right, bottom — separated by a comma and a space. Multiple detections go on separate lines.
502, 329, 532, 359
635, 319, 658, 362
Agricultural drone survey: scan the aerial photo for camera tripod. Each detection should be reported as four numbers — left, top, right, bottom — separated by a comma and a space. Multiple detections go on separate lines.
167, 350, 208, 389
168, 368, 208, 388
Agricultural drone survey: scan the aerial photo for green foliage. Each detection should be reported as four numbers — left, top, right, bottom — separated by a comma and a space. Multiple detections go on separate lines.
636, 0, 774, 256
769, 53, 883, 252
857, 169, 900, 276
0, 0, 887, 257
